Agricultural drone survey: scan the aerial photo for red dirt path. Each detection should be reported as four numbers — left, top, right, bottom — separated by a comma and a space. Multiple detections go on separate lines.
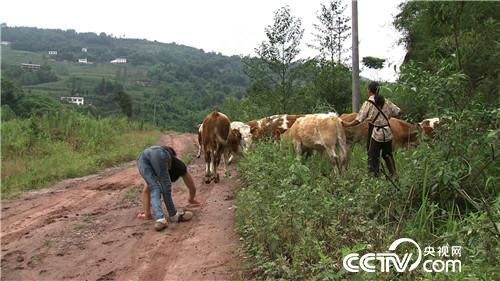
1, 133, 243, 281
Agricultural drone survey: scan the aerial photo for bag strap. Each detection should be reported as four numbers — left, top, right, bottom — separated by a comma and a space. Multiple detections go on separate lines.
367, 100, 390, 127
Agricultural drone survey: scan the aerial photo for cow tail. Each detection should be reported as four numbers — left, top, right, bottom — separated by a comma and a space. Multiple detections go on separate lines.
215, 127, 228, 146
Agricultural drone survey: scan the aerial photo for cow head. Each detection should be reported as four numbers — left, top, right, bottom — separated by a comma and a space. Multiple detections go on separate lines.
418, 118, 440, 137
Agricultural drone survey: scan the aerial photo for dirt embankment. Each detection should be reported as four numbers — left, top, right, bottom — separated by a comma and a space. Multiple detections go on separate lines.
1, 133, 242, 281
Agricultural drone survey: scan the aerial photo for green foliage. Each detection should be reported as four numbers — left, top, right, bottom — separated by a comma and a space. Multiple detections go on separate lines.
362, 56, 385, 69
1, 26, 249, 131
1, 105, 17, 121
394, 1, 499, 101
1, 110, 160, 197
388, 59, 468, 122
2, 63, 58, 86
1, 78, 20, 107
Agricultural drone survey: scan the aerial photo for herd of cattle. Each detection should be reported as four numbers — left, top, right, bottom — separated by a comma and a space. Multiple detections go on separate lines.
197, 111, 441, 183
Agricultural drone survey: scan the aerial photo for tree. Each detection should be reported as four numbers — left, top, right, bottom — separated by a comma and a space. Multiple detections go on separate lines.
1, 79, 21, 108
351, 0, 361, 112
255, 5, 304, 113
362, 56, 385, 69
113, 91, 133, 117
309, 0, 351, 110
311, 0, 351, 64
394, 1, 499, 101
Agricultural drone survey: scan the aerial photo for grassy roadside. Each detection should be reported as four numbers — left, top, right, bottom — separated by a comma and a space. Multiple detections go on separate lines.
1, 110, 161, 198
235, 109, 498, 280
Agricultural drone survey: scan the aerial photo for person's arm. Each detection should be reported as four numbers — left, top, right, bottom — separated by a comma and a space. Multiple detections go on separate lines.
342, 119, 361, 127
141, 183, 152, 219
182, 172, 200, 204
387, 100, 401, 117
343, 102, 369, 127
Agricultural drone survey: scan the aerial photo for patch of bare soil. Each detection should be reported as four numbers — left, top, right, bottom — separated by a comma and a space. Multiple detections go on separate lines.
1, 133, 243, 281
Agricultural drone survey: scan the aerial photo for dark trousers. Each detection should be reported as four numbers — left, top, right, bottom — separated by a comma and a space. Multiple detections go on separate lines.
368, 138, 396, 176
367, 125, 397, 177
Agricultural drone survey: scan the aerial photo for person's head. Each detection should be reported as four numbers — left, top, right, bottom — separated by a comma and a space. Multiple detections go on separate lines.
368, 81, 385, 106
161, 145, 177, 157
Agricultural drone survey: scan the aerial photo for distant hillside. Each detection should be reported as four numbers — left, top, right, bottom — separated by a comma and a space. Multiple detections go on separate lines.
1, 25, 249, 131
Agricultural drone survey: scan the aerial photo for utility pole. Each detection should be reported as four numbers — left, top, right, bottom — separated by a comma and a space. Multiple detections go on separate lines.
351, 0, 361, 112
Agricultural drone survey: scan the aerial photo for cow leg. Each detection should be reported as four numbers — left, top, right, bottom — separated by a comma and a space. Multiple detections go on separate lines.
214, 150, 222, 183
204, 150, 212, 184
293, 141, 303, 157
197, 143, 202, 158
224, 151, 232, 176
227, 153, 234, 165
304, 148, 313, 159
326, 146, 341, 175
197, 132, 203, 158
211, 150, 218, 181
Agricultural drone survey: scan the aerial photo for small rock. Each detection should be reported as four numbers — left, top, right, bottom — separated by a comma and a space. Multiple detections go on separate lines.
16, 256, 24, 262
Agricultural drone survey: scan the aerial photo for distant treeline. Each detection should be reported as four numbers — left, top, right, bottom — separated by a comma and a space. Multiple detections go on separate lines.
1, 25, 250, 131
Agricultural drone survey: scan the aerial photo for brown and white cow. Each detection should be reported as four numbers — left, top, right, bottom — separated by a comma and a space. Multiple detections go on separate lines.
222, 121, 252, 166
247, 114, 305, 142
418, 117, 440, 137
339, 113, 419, 150
198, 121, 251, 161
201, 112, 231, 183
230, 121, 253, 151
283, 113, 348, 174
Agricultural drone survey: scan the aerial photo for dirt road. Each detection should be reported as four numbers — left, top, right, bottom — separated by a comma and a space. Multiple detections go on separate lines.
1, 133, 242, 281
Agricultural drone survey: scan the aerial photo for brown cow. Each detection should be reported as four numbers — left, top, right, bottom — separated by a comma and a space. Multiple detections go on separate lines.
247, 114, 305, 142
339, 113, 418, 150
283, 113, 348, 174
201, 112, 231, 184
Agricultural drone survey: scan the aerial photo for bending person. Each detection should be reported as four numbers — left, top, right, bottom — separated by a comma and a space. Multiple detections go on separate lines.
137, 145, 194, 231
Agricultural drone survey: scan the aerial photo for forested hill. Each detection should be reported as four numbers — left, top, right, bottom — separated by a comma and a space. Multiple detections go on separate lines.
1, 25, 248, 131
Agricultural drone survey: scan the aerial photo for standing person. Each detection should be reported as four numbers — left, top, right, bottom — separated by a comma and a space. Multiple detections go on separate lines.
342, 82, 401, 177
138, 146, 200, 221
137, 145, 194, 231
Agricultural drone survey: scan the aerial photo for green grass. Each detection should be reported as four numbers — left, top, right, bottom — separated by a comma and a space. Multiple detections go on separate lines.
82, 215, 96, 224
1, 110, 161, 198
1, 47, 45, 65
43, 239, 54, 248
235, 137, 499, 280
179, 155, 193, 165
123, 186, 141, 202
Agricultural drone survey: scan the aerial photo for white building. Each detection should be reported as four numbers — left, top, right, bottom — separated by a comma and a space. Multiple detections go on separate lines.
0, 41, 10, 46
48, 50, 58, 55
21, 63, 41, 70
78, 58, 88, 64
110, 58, 127, 64
60, 97, 84, 105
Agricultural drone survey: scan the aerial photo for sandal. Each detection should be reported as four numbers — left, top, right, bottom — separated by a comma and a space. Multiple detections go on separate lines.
170, 210, 194, 222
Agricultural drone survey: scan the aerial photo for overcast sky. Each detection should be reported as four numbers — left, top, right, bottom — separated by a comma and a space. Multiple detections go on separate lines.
0, 0, 406, 81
